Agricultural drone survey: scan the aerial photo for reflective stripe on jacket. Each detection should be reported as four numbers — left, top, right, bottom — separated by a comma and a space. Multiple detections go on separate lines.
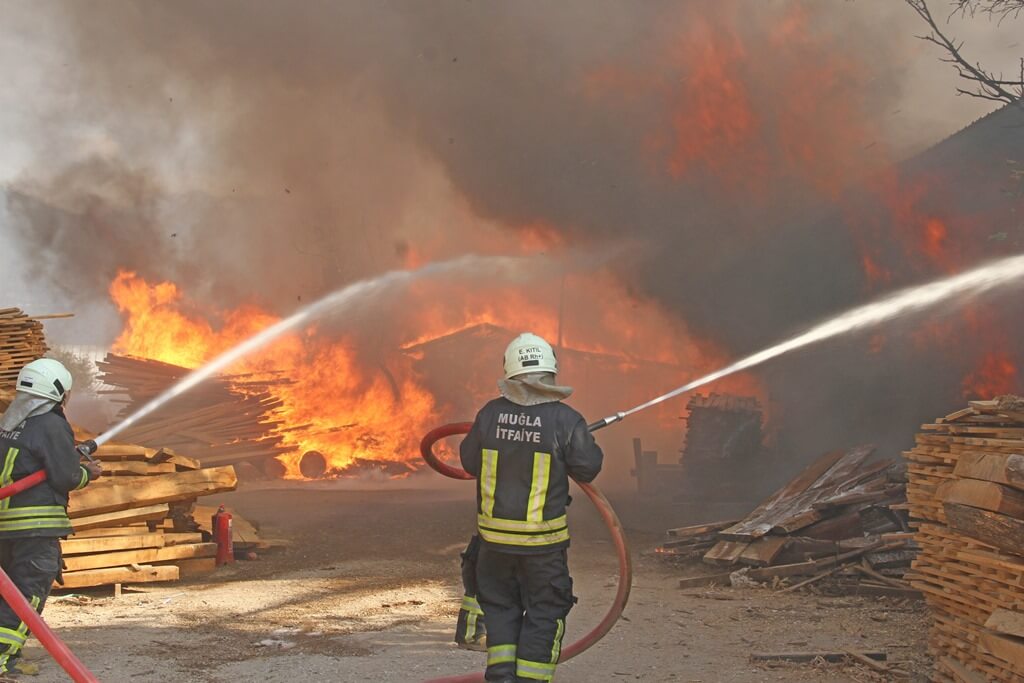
460, 397, 603, 554
0, 406, 91, 538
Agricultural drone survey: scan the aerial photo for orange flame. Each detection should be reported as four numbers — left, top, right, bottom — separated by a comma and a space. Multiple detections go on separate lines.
109, 266, 768, 478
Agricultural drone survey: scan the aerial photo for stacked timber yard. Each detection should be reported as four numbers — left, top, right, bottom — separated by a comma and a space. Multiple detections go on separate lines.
0, 309, 267, 591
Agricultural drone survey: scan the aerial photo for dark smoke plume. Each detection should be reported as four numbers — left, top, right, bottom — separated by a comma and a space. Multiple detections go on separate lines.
3, 1, 1023, 476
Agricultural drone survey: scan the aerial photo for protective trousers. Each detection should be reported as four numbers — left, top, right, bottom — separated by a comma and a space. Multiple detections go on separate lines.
0, 538, 60, 674
477, 545, 574, 682
455, 535, 486, 648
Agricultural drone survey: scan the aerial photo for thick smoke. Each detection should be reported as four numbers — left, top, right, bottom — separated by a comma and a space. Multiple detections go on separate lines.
2, 1, 1023, 476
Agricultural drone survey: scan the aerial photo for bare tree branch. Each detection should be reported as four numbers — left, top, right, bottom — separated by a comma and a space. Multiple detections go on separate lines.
954, 0, 1024, 22
906, 0, 1023, 105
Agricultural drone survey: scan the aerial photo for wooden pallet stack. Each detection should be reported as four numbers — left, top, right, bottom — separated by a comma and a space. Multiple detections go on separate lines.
906, 397, 1024, 682
0, 309, 51, 388
96, 354, 297, 471
659, 445, 916, 593
60, 440, 240, 589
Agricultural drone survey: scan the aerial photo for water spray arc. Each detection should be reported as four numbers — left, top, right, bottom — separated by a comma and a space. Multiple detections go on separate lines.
589, 252, 1024, 430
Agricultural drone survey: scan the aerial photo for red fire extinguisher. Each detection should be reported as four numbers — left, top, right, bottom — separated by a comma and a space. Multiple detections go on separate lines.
212, 504, 234, 566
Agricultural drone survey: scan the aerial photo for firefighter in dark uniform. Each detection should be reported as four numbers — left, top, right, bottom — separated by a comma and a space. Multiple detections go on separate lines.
460, 333, 603, 682
0, 359, 101, 679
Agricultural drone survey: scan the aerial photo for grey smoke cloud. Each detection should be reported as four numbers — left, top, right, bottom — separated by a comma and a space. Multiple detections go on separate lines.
0, 1, 1021, 466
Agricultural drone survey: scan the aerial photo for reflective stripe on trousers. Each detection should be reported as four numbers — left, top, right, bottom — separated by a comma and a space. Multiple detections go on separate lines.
0, 595, 39, 673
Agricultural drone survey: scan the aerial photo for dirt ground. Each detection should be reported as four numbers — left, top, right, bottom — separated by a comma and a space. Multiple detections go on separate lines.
22, 483, 932, 682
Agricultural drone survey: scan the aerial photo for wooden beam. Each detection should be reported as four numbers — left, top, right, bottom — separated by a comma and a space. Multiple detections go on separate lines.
69, 466, 237, 518
71, 504, 169, 531
57, 565, 179, 589
953, 451, 1024, 490
939, 478, 1024, 518
944, 503, 1024, 557
61, 533, 166, 556
738, 536, 789, 566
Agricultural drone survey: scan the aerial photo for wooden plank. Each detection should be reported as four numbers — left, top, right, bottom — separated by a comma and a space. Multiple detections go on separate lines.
162, 532, 204, 546
702, 540, 749, 566
166, 557, 217, 578
978, 631, 1024, 670
944, 503, 1024, 557
939, 478, 1024, 518
986, 609, 1024, 639
954, 452, 1024, 491
100, 461, 177, 476
150, 449, 201, 471
57, 565, 179, 589
64, 548, 164, 572
152, 542, 217, 562
62, 542, 216, 572
68, 466, 238, 517
738, 536, 789, 566
61, 533, 166, 555
70, 504, 169, 531
71, 526, 154, 538
665, 519, 739, 539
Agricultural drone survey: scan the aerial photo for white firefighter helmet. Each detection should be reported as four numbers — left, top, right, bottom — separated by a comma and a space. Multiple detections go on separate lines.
503, 333, 558, 379
16, 358, 73, 402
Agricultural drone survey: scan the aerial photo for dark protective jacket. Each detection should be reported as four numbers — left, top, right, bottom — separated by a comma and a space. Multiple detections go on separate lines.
460, 397, 603, 554
0, 405, 92, 538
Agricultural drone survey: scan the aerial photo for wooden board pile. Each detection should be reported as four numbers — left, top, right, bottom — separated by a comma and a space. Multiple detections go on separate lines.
61, 441, 239, 588
659, 445, 917, 594
0, 309, 50, 388
97, 353, 297, 471
906, 397, 1024, 682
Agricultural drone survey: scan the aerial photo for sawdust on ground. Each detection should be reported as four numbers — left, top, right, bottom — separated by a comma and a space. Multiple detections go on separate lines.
22, 484, 931, 682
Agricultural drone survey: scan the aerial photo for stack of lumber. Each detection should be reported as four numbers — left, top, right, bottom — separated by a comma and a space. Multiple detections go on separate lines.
96, 353, 298, 469
905, 397, 1024, 682
60, 440, 240, 588
0, 309, 51, 389
659, 445, 917, 594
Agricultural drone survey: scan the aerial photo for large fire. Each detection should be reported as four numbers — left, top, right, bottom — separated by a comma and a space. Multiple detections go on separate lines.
109, 265, 766, 477
590, 2, 1018, 401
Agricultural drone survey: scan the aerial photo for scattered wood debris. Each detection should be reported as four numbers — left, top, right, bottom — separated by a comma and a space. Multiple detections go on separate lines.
906, 396, 1024, 682
657, 445, 918, 596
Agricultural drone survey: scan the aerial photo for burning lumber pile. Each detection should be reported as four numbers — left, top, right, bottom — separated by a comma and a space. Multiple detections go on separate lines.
61, 441, 239, 589
0, 308, 51, 388
97, 353, 296, 472
659, 445, 917, 594
906, 397, 1024, 682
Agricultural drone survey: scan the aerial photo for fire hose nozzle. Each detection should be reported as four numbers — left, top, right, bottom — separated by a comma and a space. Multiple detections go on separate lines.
76, 440, 98, 462
587, 412, 625, 432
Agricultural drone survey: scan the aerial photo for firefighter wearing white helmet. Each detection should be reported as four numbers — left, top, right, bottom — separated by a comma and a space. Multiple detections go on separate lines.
459, 333, 603, 683
0, 359, 101, 678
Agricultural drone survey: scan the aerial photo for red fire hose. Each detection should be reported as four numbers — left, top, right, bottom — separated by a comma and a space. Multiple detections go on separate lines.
0, 470, 100, 683
419, 423, 632, 683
